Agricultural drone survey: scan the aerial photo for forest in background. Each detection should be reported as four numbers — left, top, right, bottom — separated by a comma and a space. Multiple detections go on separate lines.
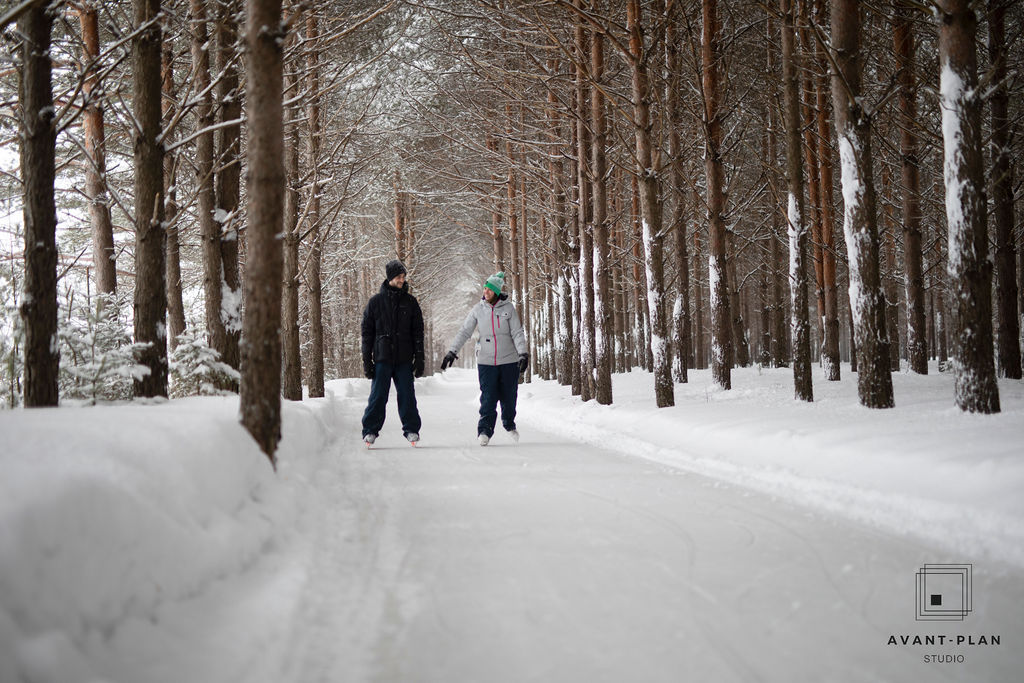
2, 0, 1021, 460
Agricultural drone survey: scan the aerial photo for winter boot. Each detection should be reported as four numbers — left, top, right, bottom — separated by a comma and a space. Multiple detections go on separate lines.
406, 432, 420, 446
363, 433, 377, 448
508, 430, 519, 443
478, 433, 490, 446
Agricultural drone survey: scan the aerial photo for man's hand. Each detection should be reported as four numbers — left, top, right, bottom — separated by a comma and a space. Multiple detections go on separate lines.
414, 354, 425, 378
441, 351, 457, 371
363, 361, 374, 379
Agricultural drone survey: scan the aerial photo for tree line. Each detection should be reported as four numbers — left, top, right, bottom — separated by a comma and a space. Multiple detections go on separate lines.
3, 0, 1021, 463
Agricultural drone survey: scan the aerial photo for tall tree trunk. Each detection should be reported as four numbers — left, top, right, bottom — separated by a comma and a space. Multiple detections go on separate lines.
305, 13, 325, 396
575, 8, 595, 402
881, 164, 901, 370
728, 238, 749, 368
506, 108, 520, 304
215, 0, 242, 378
281, 34, 302, 402
487, 135, 505, 271
19, 4, 59, 407
133, 0, 168, 398
988, 1, 1020, 379
193, 0, 226, 365
831, 0, 894, 408
798, 5, 824, 358
628, 0, 674, 407
893, 0, 928, 375
938, 0, 999, 413
546, 68, 573, 386
240, 0, 285, 463
394, 170, 406, 261
162, 37, 185, 350
666, 0, 689, 384
765, 16, 788, 369
701, 0, 731, 390
815, 34, 840, 381
693, 225, 706, 369
781, 0, 813, 401
591, 15, 612, 404
79, 3, 117, 301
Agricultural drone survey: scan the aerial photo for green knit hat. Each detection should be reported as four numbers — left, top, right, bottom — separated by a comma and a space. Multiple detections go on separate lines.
484, 271, 505, 295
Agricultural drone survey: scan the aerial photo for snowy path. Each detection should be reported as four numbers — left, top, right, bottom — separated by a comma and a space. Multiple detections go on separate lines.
269, 371, 1022, 683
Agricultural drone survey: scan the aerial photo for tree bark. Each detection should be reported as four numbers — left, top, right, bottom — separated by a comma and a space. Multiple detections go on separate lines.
79, 3, 117, 301
702, 0, 731, 390
193, 0, 227, 366
666, 0, 689, 384
281, 29, 302, 402
893, 0, 927, 375
545, 67, 573, 386
781, 0, 813, 401
815, 27, 840, 381
132, 0, 168, 398
240, 0, 286, 463
881, 164, 901, 370
628, 0, 674, 407
19, 3, 59, 407
574, 7, 595, 402
693, 223, 706, 369
938, 0, 999, 413
215, 0, 242, 378
831, 0, 894, 408
305, 13, 325, 397
987, 1, 1021, 379
162, 37, 185, 350
591, 14, 612, 404
765, 17, 788, 369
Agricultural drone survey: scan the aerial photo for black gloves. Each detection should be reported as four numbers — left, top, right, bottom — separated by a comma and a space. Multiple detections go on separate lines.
518, 353, 529, 374
414, 354, 425, 378
441, 351, 457, 371
363, 360, 374, 379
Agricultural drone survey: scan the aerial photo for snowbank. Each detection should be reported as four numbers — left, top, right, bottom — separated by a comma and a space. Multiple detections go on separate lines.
0, 394, 341, 683
516, 363, 1024, 569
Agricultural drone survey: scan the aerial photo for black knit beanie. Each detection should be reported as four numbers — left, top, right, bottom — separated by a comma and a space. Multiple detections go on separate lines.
385, 259, 407, 281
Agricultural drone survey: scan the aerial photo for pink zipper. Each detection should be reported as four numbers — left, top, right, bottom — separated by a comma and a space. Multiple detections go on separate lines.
491, 306, 497, 364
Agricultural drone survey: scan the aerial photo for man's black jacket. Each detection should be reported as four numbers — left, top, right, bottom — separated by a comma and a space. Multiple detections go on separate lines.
361, 280, 425, 368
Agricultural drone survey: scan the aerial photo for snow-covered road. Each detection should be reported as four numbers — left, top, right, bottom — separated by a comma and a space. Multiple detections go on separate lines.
269, 371, 1023, 683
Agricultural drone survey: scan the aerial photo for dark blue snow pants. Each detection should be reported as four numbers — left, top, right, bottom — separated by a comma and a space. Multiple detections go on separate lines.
362, 361, 421, 438
477, 362, 519, 437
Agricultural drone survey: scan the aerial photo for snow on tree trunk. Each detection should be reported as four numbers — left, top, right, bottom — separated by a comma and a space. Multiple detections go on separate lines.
938, 0, 1000, 413
665, 0, 690, 384
703, 0, 732, 391
132, 0, 168, 399
574, 15, 595, 403
811, 0, 839, 380
591, 24, 612, 405
240, 0, 286, 464
628, 0, 674, 408
19, 3, 60, 407
830, 0, 894, 409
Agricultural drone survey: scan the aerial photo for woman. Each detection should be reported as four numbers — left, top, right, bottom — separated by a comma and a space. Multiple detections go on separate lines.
441, 272, 528, 446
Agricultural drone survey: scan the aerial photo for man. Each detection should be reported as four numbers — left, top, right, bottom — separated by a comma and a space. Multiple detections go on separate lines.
441, 272, 528, 446
361, 259, 424, 446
